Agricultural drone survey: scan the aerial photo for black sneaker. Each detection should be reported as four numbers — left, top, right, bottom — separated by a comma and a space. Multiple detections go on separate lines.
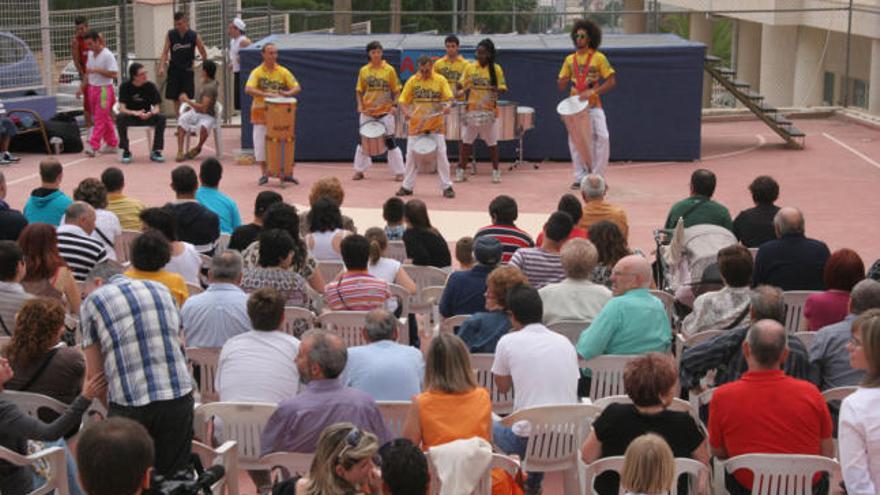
120, 151, 132, 164
395, 187, 413, 197
3, 152, 19, 163
282, 175, 299, 184
258, 175, 269, 186
443, 187, 455, 198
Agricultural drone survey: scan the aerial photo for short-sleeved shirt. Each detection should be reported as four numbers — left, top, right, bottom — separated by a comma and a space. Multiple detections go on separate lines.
86, 48, 118, 87
433, 55, 470, 93
106, 193, 146, 231
356, 61, 400, 117
246, 64, 300, 125
217, 330, 300, 404
119, 81, 161, 113
195, 187, 241, 234
125, 268, 188, 307
323, 272, 391, 311
508, 247, 565, 290
342, 340, 424, 401
474, 224, 534, 264
196, 80, 219, 116
398, 72, 453, 135
664, 196, 733, 231
576, 288, 671, 362
460, 62, 507, 113
558, 50, 615, 107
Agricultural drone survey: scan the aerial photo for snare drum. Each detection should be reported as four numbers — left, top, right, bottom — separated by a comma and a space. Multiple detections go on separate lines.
465, 111, 495, 127
412, 134, 438, 173
360, 120, 387, 157
496, 101, 516, 141
557, 96, 593, 169
516, 106, 535, 131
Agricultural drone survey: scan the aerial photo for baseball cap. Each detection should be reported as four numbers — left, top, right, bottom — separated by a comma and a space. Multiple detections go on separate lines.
474, 236, 502, 266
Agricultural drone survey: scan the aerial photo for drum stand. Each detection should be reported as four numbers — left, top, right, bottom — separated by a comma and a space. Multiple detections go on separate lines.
508, 125, 537, 171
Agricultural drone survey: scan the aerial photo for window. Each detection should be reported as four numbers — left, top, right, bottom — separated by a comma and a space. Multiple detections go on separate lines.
823, 71, 835, 106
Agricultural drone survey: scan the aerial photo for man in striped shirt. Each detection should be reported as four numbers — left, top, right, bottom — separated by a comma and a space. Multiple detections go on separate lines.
474, 195, 534, 264
324, 234, 392, 311
509, 211, 572, 289
57, 202, 108, 281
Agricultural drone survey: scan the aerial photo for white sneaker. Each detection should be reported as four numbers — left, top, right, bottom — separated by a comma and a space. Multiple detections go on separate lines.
492, 169, 501, 183
99, 145, 118, 155
455, 167, 467, 183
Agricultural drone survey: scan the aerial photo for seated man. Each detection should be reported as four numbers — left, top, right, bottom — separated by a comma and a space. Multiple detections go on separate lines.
664, 169, 732, 230
116, 63, 166, 164
0, 101, 20, 165
753, 206, 830, 291
176, 60, 219, 161
181, 250, 250, 348
0, 172, 27, 241
681, 245, 753, 336
539, 238, 611, 325
379, 439, 429, 495
57, 202, 109, 281
439, 235, 502, 318
195, 158, 241, 235
323, 234, 392, 311
341, 309, 424, 401
474, 195, 534, 264
228, 191, 282, 252
76, 417, 154, 495
579, 175, 628, 238
260, 329, 390, 454
164, 165, 220, 254
508, 211, 572, 289
709, 319, 833, 495
732, 175, 780, 248
101, 167, 146, 231
23, 159, 73, 226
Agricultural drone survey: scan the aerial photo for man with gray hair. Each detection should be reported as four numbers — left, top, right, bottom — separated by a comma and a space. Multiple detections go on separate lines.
0, 172, 27, 241
261, 329, 391, 455
753, 206, 830, 290
181, 250, 250, 348
57, 201, 108, 281
709, 319, 833, 495
578, 174, 628, 237
341, 309, 424, 400
539, 238, 611, 325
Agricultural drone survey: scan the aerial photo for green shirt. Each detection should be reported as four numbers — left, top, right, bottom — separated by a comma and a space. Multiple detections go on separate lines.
664, 196, 733, 230
576, 288, 672, 362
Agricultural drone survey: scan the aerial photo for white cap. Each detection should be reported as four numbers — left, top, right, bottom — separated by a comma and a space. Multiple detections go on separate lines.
232, 18, 246, 31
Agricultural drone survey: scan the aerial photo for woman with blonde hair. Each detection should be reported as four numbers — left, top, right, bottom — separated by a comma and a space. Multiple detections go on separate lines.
620, 433, 676, 495
364, 227, 416, 293
294, 422, 382, 495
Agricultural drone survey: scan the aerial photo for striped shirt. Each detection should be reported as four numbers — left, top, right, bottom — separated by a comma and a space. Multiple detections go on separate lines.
106, 193, 146, 231
508, 247, 565, 289
323, 272, 391, 311
80, 274, 192, 407
475, 224, 534, 264
56, 224, 109, 281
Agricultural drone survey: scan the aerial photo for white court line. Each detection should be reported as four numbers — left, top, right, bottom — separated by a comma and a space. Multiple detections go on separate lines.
7, 138, 147, 186
822, 132, 880, 171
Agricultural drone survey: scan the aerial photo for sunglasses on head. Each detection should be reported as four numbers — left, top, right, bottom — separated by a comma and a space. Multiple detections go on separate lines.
337, 427, 363, 464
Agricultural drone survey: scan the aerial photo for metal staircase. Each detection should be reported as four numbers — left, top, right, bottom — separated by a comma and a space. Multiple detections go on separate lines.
704, 55, 805, 149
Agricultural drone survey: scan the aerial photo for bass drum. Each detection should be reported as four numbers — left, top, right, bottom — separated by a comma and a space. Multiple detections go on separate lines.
496, 100, 516, 141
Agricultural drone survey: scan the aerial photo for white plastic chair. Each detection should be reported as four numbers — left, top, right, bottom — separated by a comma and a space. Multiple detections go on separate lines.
471, 353, 514, 415
581, 355, 640, 402
0, 445, 69, 495
216, 233, 231, 253
193, 402, 277, 473
281, 306, 317, 337
716, 453, 838, 495
650, 289, 676, 329
187, 282, 204, 296
191, 440, 239, 495
675, 329, 724, 361
317, 261, 346, 285
259, 451, 315, 482
783, 291, 820, 333
112, 101, 153, 151
388, 282, 412, 319
0, 390, 68, 418
428, 452, 519, 495
115, 229, 140, 264
500, 404, 603, 495
794, 331, 815, 350
439, 314, 470, 333
583, 455, 707, 495
187, 347, 221, 403
386, 240, 407, 262
405, 264, 450, 313
376, 400, 411, 439
319, 310, 411, 347
180, 101, 224, 157
593, 394, 695, 416
822, 386, 857, 403
547, 320, 589, 346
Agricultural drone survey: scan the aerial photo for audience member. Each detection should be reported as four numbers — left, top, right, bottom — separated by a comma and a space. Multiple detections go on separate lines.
839, 309, 880, 493
139, 207, 202, 286
539, 238, 611, 325
324, 234, 392, 311
588, 221, 633, 288
810, 280, 880, 391
18, 223, 81, 313
457, 266, 528, 353
382, 197, 406, 241
306, 197, 350, 262
732, 175, 780, 247
195, 158, 241, 235
680, 285, 812, 391
536, 193, 589, 246
474, 195, 534, 264
403, 333, 491, 449
228, 190, 282, 252
620, 434, 676, 495
402, 199, 451, 268
124, 230, 188, 306
0, 172, 27, 241
379, 439, 430, 495
242, 229, 310, 308
440, 235, 502, 318
76, 418, 153, 495
57, 202, 109, 281
165, 165, 220, 254
116, 62, 165, 164
509, 211, 572, 289
175, 60, 219, 161
100, 167, 145, 231
81, 260, 193, 478
293, 423, 382, 495
261, 329, 390, 454
23, 159, 73, 226
681, 245, 753, 336
664, 169, 732, 230
181, 251, 250, 348
753, 206, 830, 290
455, 236, 475, 270
579, 174, 629, 238
804, 248, 865, 331
492, 285, 579, 493
0, 241, 32, 335
869, 260, 880, 282
299, 177, 357, 233
581, 354, 707, 495
342, 309, 424, 400
709, 319, 834, 495
365, 227, 417, 294
0, 103, 20, 165
72, 178, 121, 260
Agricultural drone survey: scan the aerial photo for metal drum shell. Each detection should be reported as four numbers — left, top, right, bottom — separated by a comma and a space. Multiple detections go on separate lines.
556, 96, 592, 165
444, 102, 465, 141
496, 100, 516, 141
516, 106, 535, 131
359, 120, 387, 157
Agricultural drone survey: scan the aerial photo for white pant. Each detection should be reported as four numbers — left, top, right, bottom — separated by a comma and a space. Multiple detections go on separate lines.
403, 133, 452, 191
462, 117, 499, 146
354, 113, 405, 174
568, 107, 610, 181
178, 109, 217, 133
253, 124, 267, 162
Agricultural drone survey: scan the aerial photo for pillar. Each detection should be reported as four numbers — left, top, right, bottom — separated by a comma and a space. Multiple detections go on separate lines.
622, 0, 646, 34
735, 19, 761, 91
759, 24, 798, 107
792, 26, 825, 108
134, 0, 175, 113
869, 39, 880, 115
390, 0, 401, 33
690, 12, 713, 108
333, 0, 352, 34
464, 0, 475, 34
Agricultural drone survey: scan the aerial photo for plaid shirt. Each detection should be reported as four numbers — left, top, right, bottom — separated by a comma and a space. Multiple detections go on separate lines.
80, 274, 192, 407
679, 325, 813, 391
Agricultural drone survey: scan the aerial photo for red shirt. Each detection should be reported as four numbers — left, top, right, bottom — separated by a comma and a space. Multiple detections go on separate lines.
75, 34, 89, 70
475, 224, 534, 264
535, 227, 588, 247
708, 370, 833, 488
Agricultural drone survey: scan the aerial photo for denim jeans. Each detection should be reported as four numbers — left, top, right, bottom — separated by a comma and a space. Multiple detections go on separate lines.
492, 421, 543, 490
32, 438, 85, 495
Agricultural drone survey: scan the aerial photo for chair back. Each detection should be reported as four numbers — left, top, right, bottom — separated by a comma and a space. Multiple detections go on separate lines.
0, 390, 68, 418
721, 453, 839, 495
260, 451, 315, 481
191, 440, 240, 495
471, 353, 514, 415
547, 320, 589, 346
376, 400, 411, 438
115, 229, 140, 263
405, 265, 449, 313
793, 331, 815, 350
649, 289, 676, 329
688, 387, 715, 419
388, 282, 412, 318
216, 233, 231, 252
386, 241, 407, 262
582, 355, 639, 401
675, 329, 724, 359
187, 347, 221, 403
583, 456, 707, 495
317, 261, 346, 285
782, 291, 820, 333
440, 314, 470, 334
281, 306, 317, 337
318, 311, 371, 347
193, 402, 277, 470
500, 404, 602, 473
593, 394, 694, 416
823, 386, 857, 403
187, 283, 204, 296
0, 445, 69, 495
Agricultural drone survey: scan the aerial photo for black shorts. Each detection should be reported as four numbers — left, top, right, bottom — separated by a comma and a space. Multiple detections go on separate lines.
165, 67, 195, 101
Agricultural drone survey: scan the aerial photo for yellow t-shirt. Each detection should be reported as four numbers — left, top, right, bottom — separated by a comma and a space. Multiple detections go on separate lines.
399, 72, 453, 136
246, 64, 300, 124
433, 55, 470, 100
460, 61, 508, 113
106, 193, 145, 231
356, 61, 401, 117
558, 50, 615, 107
125, 268, 189, 307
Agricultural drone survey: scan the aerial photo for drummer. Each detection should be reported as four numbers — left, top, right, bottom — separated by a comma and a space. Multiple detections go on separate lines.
458, 38, 507, 184
245, 42, 301, 186
396, 55, 455, 199
352, 41, 405, 182
557, 18, 616, 187
433, 35, 469, 171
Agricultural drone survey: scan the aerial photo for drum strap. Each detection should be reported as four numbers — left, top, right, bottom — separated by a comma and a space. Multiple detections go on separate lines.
572, 50, 596, 93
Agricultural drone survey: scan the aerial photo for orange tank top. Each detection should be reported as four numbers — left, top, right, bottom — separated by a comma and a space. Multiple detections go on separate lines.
415, 387, 492, 449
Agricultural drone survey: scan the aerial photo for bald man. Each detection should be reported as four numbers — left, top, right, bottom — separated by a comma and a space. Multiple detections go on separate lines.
57, 201, 109, 280
753, 206, 830, 291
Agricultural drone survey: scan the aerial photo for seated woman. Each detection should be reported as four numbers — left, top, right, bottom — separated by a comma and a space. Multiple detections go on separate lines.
457, 266, 528, 353
403, 199, 451, 269
620, 433, 677, 495
18, 223, 80, 315
364, 227, 417, 294
804, 248, 865, 331
242, 229, 310, 308
305, 197, 350, 263
581, 353, 708, 495
681, 245, 753, 336
298, 178, 357, 234
139, 207, 202, 287
124, 230, 188, 306
292, 423, 381, 495
588, 221, 632, 289
403, 333, 491, 450
72, 178, 122, 260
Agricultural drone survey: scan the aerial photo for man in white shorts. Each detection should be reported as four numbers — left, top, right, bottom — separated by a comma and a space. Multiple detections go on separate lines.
176, 60, 218, 162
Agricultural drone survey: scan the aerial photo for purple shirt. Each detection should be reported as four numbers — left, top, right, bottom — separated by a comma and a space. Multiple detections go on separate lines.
260, 378, 391, 455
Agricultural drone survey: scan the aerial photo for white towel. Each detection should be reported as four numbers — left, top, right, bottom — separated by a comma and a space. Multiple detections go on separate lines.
429, 437, 493, 495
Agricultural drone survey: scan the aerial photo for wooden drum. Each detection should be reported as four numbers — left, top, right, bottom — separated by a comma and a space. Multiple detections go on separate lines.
265, 97, 297, 178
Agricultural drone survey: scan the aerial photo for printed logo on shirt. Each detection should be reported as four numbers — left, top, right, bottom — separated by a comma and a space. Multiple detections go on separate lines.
363, 75, 391, 92
412, 87, 443, 101
436, 66, 463, 83
258, 77, 289, 93
172, 42, 193, 52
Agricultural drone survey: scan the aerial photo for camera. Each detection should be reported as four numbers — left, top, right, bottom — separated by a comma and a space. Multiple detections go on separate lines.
145, 463, 225, 495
